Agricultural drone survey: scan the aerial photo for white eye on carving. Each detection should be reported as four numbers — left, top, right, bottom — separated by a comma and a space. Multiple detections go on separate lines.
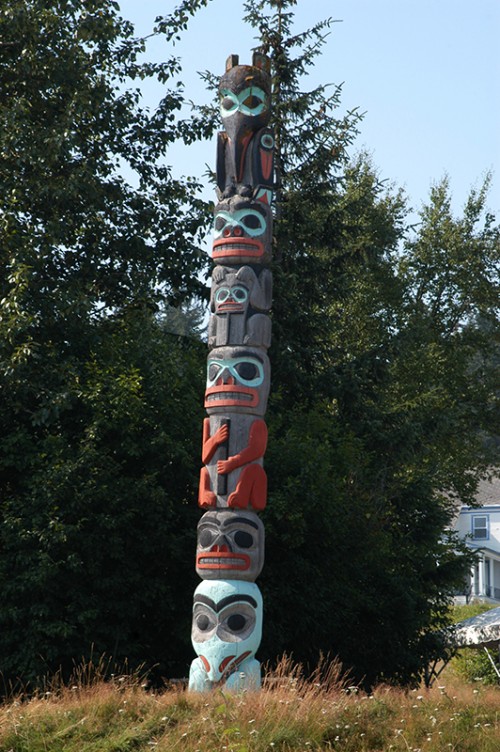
221, 93, 239, 115
198, 525, 218, 549
207, 357, 264, 388
192, 605, 217, 643
217, 603, 256, 643
197, 521, 256, 551
239, 212, 265, 235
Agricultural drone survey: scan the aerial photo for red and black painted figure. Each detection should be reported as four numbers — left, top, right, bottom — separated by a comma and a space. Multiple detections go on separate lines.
198, 414, 268, 511
216, 52, 274, 204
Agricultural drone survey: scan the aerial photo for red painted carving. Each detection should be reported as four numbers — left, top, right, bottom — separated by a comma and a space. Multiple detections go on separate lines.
198, 417, 268, 511
227, 462, 267, 511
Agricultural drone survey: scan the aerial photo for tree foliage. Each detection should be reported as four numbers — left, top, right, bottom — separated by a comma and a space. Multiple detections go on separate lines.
0, 0, 498, 690
243, 0, 499, 687
0, 0, 214, 686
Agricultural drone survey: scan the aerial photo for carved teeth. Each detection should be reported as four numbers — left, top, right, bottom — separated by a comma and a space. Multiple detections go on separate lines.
199, 557, 247, 566
218, 243, 258, 250
207, 392, 252, 401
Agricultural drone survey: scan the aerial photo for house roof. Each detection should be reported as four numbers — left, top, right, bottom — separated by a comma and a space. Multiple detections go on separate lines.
475, 476, 500, 506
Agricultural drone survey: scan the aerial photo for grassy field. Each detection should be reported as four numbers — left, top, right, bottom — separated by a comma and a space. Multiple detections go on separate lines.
0, 657, 499, 752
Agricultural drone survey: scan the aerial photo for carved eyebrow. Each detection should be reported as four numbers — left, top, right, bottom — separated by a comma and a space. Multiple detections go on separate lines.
218, 594, 258, 611
198, 519, 221, 529
194, 595, 217, 611
236, 350, 264, 362
194, 594, 257, 612
222, 516, 259, 530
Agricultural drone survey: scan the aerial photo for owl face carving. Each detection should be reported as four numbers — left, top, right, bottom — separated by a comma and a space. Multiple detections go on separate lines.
219, 63, 271, 140
191, 580, 263, 683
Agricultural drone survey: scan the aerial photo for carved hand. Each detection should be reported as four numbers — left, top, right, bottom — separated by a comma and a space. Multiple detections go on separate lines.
215, 423, 230, 445
217, 458, 233, 475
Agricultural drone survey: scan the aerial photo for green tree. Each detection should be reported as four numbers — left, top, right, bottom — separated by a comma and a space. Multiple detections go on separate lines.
0, 0, 214, 685
244, 0, 499, 687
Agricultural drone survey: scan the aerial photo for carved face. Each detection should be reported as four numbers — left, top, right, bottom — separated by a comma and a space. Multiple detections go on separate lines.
212, 195, 272, 265
196, 510, 265, 581
212, 271, 249, 315
219, 64, 271, 137
204, 346, 270, 416
191, 580, 263, 683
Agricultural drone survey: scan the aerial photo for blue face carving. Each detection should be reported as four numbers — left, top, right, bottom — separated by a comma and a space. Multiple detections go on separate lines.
207, 355, 265, 389
212, 196, 272, 265
214, 285, 249, 309
214, 207, 267, 241
204, 346, 270, 415
191, 580, 263, 683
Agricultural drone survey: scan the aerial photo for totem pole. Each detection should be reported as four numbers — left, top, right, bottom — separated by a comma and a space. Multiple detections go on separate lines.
189, 52, 274, 692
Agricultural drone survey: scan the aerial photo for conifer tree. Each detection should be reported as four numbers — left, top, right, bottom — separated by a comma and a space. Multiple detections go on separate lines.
243, 0, 498, 687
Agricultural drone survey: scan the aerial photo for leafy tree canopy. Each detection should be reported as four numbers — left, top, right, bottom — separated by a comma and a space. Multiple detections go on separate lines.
0, 0, 498, 690
0, 0, 214, 686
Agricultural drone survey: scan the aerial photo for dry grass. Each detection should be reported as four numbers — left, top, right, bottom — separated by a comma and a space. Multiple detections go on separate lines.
0, 656, 500, 751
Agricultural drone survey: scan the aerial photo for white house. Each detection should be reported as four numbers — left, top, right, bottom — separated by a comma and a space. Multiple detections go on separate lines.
453, 477, 500, 603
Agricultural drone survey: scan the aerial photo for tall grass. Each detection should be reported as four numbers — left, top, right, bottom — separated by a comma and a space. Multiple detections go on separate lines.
0, 656, 499, 751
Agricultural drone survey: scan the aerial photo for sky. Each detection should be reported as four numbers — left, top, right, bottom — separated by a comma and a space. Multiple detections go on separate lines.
117, 0, 500, 219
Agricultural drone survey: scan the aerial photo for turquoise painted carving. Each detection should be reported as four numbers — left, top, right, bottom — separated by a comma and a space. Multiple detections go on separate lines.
220, 86, 268, 118
189, 579, 262, 690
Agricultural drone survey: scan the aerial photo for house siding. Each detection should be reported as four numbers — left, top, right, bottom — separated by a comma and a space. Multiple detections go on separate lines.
452, 478, 500, 603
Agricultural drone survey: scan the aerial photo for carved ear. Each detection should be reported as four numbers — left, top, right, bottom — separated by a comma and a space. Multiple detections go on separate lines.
235, 265, 257, 287
252, 51, 270, 73
259, 268, 273, 301
212, 266, 229, 284
225, 54, 239, 71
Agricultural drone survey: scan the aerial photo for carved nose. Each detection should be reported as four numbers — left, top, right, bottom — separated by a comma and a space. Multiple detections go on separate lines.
223, 226, 242, 238
216, 372, 235, 386
211, 544, 229, 553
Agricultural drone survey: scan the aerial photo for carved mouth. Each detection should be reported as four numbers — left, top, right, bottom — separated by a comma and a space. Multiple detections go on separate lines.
205, 386, 258, 408
219, 650, 252, 676
213, 238, 264, 259
216, 302, 245, 313
200, 651, 253, 681
197, 553, 250, 570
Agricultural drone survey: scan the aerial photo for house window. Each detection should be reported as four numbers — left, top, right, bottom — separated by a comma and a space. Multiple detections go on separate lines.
472, 515, 489, 540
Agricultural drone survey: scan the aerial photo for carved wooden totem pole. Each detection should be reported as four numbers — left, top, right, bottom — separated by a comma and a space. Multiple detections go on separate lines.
189, 52, 274, 692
